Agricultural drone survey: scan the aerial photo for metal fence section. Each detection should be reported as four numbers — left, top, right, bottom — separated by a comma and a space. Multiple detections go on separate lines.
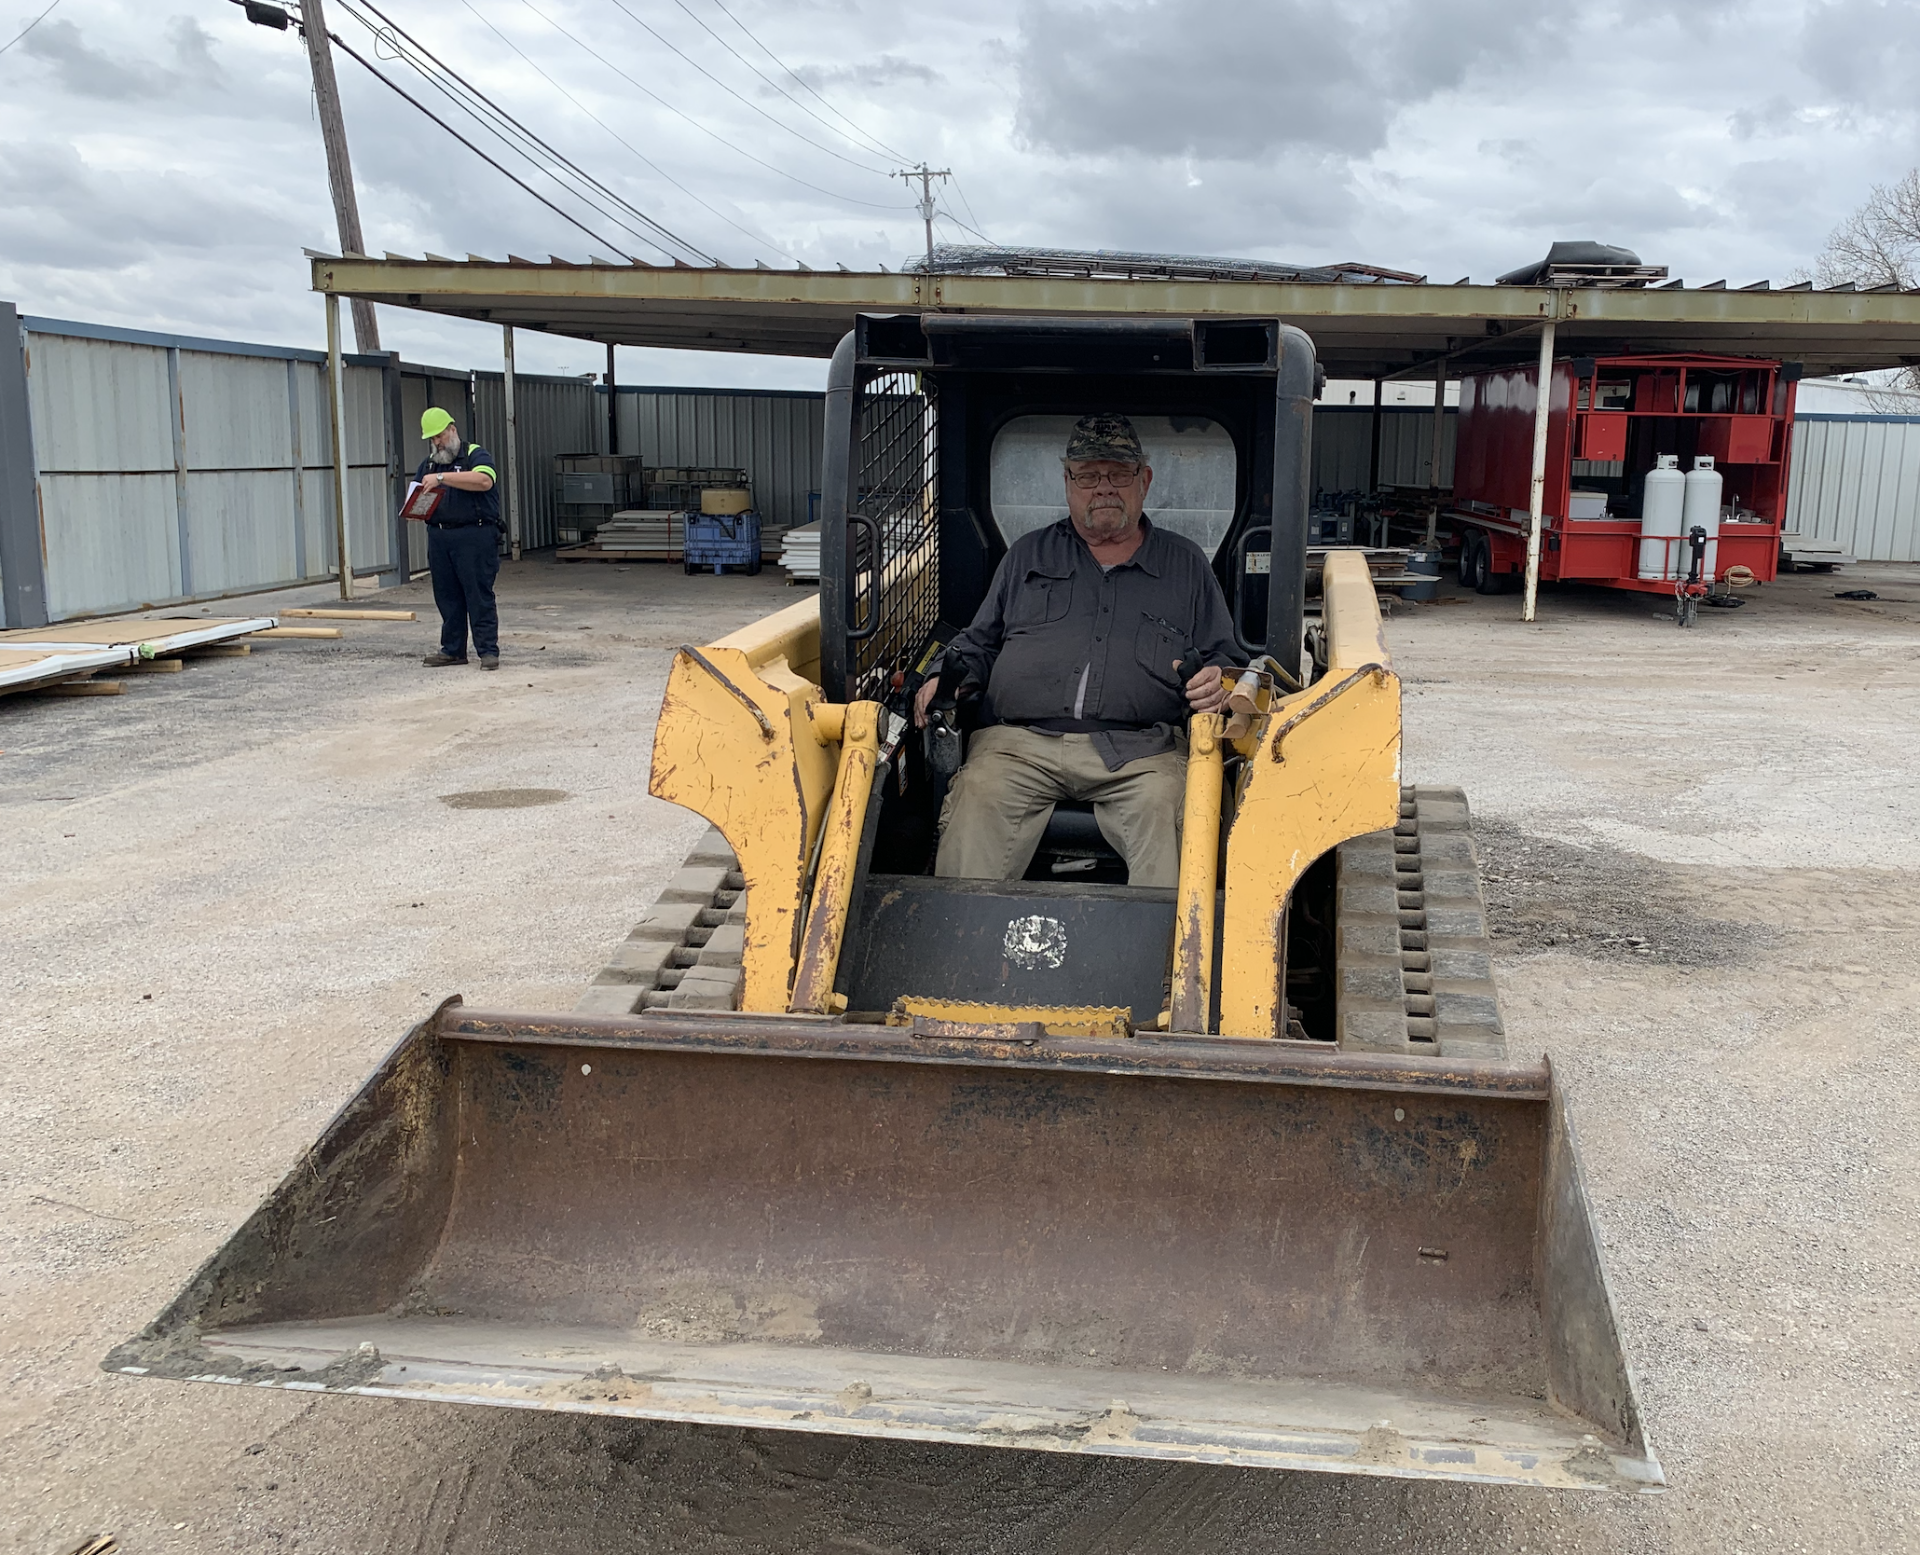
611, 386, 826, 530
1786, 415, 1920, 562
1310, 407, 1456, 495
4, 312, 397, 624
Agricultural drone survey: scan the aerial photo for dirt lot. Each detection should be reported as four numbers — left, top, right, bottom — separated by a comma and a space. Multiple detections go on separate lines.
3, 558, 1917, 1554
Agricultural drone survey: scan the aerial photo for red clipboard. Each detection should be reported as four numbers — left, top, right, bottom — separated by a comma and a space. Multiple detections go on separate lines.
400, 483, 445, 522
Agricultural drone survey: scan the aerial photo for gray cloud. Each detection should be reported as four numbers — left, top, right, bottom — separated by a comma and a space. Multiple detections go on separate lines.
21, 14, 221, 100
792, 55, 941, 90
1013, 0, 1554, 162
0, 0, 1913, 390
1800, 0, 1920, 105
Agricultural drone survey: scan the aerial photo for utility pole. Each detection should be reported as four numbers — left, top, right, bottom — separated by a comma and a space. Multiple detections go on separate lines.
296, 0, 380, 352
894, 164, 951, 267
232, 0, 380, 348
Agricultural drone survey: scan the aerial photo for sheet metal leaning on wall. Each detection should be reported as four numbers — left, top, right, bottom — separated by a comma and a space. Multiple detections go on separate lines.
1785, 415, 1920, 562
16, 316, 393, 622
610, 386, 828, 530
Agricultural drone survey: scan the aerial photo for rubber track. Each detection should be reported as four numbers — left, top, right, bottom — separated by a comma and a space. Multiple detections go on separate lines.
1333, 785, 1507, 1058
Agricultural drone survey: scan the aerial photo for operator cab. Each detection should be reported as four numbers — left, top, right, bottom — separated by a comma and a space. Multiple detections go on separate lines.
818, 314, 1328, 1027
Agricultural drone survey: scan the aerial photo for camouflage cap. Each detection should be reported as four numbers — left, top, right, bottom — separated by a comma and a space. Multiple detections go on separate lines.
1063, 412, 1145, 465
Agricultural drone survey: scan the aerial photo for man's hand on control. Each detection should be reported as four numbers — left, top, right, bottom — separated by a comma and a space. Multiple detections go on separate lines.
1184, 663, 1227, 714
912, 677, 939, 729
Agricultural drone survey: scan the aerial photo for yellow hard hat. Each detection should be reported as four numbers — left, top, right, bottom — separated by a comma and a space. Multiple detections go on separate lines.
420, 407, 455, 438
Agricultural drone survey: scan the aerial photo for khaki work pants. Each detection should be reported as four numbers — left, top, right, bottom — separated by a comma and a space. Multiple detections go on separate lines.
934, 725, 1187, 888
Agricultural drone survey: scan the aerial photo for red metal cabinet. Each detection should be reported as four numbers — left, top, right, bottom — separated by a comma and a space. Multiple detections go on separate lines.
1699, 415, 1774, 467
1577, 413, 1628, 462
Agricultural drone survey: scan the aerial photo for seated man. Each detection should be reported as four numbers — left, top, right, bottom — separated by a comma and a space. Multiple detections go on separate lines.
914, 413, 1236, 889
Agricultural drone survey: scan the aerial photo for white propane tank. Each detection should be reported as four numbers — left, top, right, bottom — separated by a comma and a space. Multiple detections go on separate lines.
1683, 456, 1724, 582
1638, 455, 1685, 579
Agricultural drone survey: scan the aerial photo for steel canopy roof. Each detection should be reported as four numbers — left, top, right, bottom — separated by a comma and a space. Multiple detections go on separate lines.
310, 255, 1920, 379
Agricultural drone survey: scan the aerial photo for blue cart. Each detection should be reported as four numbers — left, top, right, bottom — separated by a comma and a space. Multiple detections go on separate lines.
682, 511, 762, 575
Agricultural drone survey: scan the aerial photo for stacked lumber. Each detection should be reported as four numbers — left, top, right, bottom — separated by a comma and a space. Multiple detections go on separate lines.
557, 510, 686, 562
778, 522, 822, 582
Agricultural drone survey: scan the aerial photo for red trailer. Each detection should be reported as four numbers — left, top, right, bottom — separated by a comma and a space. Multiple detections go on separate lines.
1449, 354, 1798, 619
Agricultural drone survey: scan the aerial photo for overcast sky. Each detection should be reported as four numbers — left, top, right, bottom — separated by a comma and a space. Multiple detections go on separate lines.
1, 0, 1914, 389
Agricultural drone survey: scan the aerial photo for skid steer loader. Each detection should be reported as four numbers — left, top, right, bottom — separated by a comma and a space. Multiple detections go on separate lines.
109, 316, 1661, 1491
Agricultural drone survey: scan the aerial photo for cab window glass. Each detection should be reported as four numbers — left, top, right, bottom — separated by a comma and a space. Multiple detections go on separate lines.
989, 415, 1238, 556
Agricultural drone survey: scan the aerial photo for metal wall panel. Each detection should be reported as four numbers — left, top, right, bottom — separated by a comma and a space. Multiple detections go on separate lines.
183, 470, 301, 595
25, 333, 175, 473
612, 387, 827, 529
1310, 407, 1456, 495
179, 351, 294, 470
21, 317, 400, 617
1786, 417, 1920, 562
40, 474, 179, 618
473, 370, 597, 551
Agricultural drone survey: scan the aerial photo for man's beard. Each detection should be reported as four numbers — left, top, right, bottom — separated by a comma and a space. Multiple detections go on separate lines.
428, 441, 456, 466
1079, 501, 1134, 542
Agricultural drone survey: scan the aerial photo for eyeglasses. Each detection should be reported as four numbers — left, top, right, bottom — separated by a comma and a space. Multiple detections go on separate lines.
1066, 468, 1142, 490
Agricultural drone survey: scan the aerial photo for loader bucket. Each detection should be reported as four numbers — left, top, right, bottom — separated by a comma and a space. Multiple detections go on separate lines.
109, 1002, 1661, 1491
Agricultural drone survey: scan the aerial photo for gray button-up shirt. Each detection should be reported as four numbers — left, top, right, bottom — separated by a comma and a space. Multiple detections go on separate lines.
940, 517, 1240, 770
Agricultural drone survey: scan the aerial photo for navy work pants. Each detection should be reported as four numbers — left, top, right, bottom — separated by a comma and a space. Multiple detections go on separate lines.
426, 523, 500, 659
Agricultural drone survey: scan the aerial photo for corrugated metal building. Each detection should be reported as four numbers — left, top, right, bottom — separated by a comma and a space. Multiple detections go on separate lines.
9, 316, 393, 623
0, 308, 606, 625
1786, 415, 1920, 562
607, 386, 827, 531
1310, 408, 1455, 494
8, 303, 1914, 629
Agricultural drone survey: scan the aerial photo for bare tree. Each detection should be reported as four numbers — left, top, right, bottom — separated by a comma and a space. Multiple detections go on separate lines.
1817, 171, 1920, 286
1814, 171, 1920, 393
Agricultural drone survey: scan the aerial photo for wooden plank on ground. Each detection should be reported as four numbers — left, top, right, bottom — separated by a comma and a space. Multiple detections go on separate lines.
33, 679, 125, 696
252, 626, 342, 639
123, 658, 184, 673
281, 608, 417, 621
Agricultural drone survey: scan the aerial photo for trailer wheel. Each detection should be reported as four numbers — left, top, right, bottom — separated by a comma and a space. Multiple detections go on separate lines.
1470, 535, 1505, 595
1457, 531, 1485, 589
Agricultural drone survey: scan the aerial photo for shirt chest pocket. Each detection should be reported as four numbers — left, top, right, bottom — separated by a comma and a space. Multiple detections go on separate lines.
1133, 615, 1188, 689
1008, 570, 1073, 628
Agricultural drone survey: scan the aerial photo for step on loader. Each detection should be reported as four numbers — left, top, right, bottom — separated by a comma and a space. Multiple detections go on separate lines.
110, 316, 1660, 1492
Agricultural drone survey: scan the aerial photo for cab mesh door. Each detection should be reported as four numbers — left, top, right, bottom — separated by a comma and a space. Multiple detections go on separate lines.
837, 368, 940, 701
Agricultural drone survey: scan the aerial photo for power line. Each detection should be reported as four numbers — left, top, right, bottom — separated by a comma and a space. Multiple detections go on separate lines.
455, 0, 796, 264
515, 0, 912, 213
328, 27, 665, 264
935, 204, 993, 245
0, 0, 63, 57
345, 0, 708, 261
947, 175, 993, 244
664, 0, 894, 165
337, 0, 715, 263
598, 0, 891, 177
705, 0, 909, 164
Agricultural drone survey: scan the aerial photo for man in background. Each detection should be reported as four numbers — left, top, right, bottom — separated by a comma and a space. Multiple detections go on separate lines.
413, 407, 502, 670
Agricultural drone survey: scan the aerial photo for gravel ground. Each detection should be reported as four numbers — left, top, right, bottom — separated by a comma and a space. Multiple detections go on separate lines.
2, 558, 1917, 1554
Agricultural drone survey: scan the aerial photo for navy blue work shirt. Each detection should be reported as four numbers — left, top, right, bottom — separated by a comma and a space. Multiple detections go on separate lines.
414, 444, 501, 528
